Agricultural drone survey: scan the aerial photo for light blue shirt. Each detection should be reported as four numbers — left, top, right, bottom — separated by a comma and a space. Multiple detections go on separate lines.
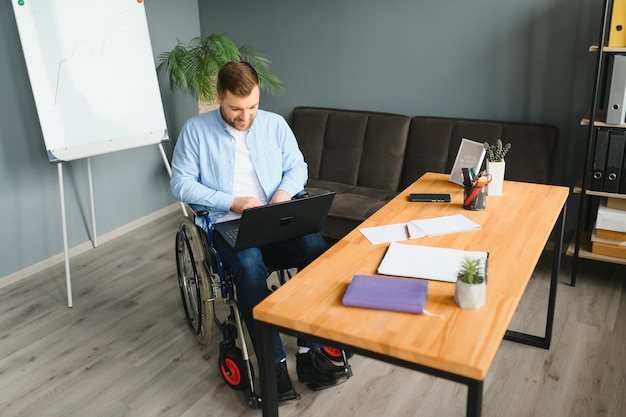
170, 108, 308, 223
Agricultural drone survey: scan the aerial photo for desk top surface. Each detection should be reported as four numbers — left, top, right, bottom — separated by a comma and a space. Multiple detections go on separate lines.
253, 173, 569, 380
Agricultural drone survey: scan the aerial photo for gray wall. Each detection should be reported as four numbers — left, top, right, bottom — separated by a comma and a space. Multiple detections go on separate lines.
200, 0, 601, 187
0, 1, 200, 279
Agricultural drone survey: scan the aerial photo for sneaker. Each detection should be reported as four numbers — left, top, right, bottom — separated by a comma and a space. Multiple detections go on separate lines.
296, 347, 351, 390
276, 361, 300, 404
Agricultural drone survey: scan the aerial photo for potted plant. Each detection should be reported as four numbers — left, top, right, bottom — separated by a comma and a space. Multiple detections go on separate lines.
156, 32, 284, 113
483, 139, 511, 196
454, 256, 486, 309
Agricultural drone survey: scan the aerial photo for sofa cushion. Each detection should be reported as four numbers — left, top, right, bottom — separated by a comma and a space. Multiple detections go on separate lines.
291, 107, 411, 191
305, 179, 398, 220
304, 179, 398, 240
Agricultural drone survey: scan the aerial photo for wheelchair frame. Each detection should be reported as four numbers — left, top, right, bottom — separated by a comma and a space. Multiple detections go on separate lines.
174, 202, 352, 409
175, 205, 295, 408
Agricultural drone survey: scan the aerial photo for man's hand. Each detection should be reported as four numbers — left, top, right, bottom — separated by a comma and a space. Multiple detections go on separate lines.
269, 189, 291, 204
230, 196, 264, 213
230, 190, 290, 213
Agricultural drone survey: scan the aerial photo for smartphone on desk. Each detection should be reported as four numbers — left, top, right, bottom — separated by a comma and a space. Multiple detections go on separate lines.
408, 193, 451, 202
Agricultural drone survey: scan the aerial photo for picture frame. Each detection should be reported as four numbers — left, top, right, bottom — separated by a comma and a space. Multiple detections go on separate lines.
449, 138, 486, 186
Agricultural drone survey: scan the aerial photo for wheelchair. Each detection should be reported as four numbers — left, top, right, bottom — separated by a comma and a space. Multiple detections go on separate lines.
174, 201, 351, 408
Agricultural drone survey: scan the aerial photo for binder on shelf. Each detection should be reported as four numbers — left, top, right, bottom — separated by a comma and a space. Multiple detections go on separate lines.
620, 149, 626, 194
591, 128, 610, 191
617, 150, 626, 194
605, 130, 626, 192
609, 0, 626, 47
606, 55, 626, 124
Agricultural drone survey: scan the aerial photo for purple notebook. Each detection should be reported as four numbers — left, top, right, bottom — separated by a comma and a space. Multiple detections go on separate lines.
342, 274, 428, 314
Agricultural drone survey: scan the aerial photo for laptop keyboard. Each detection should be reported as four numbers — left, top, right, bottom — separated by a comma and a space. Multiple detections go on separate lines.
224, 228, 239, 241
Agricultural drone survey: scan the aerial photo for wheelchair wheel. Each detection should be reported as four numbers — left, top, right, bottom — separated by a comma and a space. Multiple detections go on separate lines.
322, 346, 354, 362
219, 343, 251, 391
175, 217, 214, 345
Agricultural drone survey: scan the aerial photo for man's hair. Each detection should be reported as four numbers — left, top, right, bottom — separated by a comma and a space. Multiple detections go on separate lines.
216, 61, 260, 98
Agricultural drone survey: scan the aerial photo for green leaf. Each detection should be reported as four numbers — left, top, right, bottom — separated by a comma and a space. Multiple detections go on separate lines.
156, 33, 283, 100
457, 257, 485, 284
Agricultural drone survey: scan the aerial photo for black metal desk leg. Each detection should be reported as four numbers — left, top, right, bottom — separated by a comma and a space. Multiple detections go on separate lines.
504, 203, 566, 349
544, 203, 566, 347
467, 379, 483, 417
256, 321, 278, 417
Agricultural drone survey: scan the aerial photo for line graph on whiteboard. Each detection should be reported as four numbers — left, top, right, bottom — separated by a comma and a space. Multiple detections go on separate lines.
12, 0, 167, 162
52, 9, 145, 106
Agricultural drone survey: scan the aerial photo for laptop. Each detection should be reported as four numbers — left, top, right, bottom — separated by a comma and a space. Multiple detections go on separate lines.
213, 191, 335, 251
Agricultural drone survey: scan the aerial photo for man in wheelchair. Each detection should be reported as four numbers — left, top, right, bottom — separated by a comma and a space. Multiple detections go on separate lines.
170, 62, 351, 403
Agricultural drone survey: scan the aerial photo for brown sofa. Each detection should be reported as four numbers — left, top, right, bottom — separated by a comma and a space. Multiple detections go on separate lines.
290, 106, 558, 240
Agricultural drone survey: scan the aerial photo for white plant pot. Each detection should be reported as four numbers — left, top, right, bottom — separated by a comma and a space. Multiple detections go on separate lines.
486, 160, 505, 196
454, 281, 486, 309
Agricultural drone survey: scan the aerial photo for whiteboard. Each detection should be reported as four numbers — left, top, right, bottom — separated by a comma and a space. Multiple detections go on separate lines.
11, 0, 168, 162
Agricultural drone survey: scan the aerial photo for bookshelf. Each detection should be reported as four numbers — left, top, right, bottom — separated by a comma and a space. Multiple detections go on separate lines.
589, 45, 626, 52
568, 178, 626, 266
569, 0, 626, 285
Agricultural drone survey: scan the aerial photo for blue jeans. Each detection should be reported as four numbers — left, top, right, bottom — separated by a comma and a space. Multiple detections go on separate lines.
213, 232, 328, 363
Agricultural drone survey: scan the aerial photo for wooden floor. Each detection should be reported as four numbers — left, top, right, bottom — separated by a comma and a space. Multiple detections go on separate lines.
1, 210, 625, 417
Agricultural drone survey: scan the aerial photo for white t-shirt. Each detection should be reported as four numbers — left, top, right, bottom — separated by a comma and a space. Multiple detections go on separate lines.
218, 125, 266, 223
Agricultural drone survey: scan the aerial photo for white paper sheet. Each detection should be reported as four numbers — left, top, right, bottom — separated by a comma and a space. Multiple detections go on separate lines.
359, 214, 480, 244
411, 214, 480, 236
377, 242, 488, 282
359, 222, 426, 244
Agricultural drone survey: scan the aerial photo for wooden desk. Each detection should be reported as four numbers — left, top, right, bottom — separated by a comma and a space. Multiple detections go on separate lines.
254, 172, 569, 417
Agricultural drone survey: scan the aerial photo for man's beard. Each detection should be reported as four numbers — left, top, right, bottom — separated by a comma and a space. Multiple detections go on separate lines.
222, 110, 255, 131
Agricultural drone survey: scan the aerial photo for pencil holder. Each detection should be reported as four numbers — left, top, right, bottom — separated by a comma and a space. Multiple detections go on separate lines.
463, 184, 486, 211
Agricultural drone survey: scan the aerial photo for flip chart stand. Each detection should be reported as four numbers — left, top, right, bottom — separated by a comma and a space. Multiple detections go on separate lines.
57, 142, 178, 308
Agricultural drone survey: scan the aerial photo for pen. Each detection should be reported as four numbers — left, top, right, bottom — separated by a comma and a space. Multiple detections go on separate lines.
406, 223, 412, 238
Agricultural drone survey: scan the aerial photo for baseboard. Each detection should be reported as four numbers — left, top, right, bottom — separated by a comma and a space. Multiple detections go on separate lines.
0, 203, 182, 290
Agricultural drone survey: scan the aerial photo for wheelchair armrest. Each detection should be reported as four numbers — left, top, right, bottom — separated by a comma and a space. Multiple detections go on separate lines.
188, 204, 210, 217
